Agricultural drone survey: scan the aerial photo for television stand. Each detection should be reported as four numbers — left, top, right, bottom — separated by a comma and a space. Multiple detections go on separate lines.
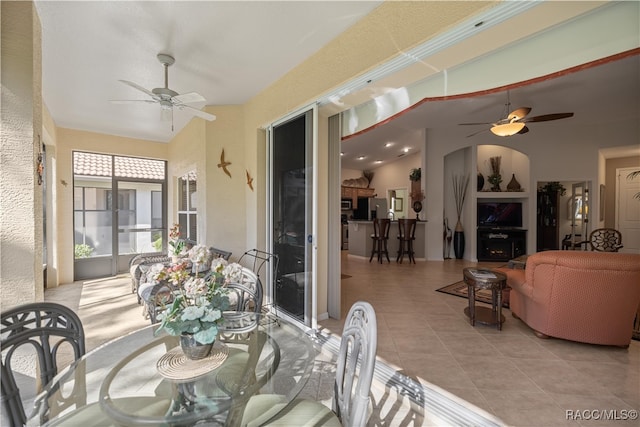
477, 228, 526, 262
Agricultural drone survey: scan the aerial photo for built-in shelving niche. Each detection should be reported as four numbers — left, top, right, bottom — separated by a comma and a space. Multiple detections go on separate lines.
444, 145, 531, 261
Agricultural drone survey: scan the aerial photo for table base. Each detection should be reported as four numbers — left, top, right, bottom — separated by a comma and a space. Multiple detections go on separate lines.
464, 306, 505, 328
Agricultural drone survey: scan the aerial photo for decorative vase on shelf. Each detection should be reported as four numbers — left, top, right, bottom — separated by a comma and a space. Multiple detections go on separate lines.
171, 255, 180, 264
477, 172, 485, 192
453, 220, 465, 260
180, 333, 214, 360
507, 174, 522, 192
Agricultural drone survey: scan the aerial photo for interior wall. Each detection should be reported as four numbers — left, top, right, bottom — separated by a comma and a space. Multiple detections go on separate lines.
605, 156, 640, 229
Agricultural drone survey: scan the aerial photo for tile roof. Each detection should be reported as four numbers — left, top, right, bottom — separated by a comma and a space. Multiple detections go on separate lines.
73, 152, 165, 180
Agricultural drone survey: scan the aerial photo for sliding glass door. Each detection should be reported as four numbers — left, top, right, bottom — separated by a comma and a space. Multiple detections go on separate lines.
268, 107, 317, 327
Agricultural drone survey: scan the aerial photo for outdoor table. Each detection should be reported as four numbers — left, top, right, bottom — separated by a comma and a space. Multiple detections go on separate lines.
26, 312, 315, 426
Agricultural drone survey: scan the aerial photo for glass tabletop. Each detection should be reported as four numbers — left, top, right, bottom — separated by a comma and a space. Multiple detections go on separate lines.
27, 312, 316, 426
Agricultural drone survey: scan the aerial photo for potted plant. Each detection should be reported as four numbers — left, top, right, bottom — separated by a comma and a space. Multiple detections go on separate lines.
409, 168, 421, 182
168, 223, 185, 263
540, 181, 566, 196
488, 156, 502, 192
155, 259, 243, 359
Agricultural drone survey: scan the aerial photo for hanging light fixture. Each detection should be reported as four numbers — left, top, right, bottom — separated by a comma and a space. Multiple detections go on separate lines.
490, 121, 526, 136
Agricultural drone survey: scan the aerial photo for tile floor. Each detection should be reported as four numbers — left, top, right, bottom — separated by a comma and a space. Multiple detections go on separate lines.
43, 252, 640, 426
316, 252, 640, 426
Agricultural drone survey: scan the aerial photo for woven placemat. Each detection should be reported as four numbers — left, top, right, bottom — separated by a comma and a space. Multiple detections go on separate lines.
157, 341, 229, 381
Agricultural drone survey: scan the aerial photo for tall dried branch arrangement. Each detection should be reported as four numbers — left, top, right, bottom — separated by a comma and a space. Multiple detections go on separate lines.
453, 173, 470, 221
489, 156, 502, 176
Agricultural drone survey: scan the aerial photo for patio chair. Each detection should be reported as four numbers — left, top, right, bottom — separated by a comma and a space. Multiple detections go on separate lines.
1, 302, 86, 427
240, 301, 378, 427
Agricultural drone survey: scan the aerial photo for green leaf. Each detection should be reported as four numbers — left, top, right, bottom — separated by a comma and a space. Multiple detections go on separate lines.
195, 326, 218, 344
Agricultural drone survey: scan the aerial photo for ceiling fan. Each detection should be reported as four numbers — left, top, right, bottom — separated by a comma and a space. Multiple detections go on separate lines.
460, 93, 573, 137
111, 53, 216, 123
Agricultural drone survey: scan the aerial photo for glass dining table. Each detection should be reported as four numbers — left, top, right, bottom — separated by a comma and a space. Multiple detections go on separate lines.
26, 312, 316, 426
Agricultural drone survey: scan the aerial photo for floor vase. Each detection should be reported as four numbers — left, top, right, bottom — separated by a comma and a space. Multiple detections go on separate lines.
453, 220, 465, 260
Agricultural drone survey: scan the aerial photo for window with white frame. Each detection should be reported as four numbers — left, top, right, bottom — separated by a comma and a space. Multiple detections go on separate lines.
177, 171, 197, 241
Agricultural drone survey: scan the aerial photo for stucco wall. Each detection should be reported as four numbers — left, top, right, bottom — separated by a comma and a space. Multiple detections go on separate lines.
1, 1, 44, 308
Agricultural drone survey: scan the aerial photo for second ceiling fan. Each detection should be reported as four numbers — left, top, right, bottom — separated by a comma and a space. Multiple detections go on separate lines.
460, 93, 573, 137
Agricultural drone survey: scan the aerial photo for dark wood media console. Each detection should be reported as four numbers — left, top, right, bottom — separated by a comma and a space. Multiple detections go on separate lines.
477, 228, 526, 262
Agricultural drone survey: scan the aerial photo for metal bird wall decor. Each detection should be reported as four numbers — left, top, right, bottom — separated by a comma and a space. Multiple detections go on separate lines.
246, 170, 254, 191
217, 149, 231, 178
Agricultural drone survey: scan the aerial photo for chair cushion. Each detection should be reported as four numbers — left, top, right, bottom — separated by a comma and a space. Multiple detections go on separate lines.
242, 395, 341, 427
47, 396, 172, 426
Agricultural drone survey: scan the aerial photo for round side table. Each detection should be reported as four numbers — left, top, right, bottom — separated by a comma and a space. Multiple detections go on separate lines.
462, 268, 507, 330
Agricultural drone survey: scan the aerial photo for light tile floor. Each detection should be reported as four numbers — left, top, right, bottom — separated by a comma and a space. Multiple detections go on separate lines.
44, 252, 640, 426
316, 252, 640, 427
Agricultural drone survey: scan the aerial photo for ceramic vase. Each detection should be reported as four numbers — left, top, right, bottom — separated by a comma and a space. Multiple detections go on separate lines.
453, 220, 465, 260
180, 333, 213, 360
507, 174, 522, 191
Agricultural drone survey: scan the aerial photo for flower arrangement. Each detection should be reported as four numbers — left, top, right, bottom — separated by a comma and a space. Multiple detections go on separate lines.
168, 224, 185, 256
188, 244, 210, 267
488, 156, 502, 191
155, 259, 245, 345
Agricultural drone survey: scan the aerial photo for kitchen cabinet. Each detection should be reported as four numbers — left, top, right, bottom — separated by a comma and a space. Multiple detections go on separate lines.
341, 186, 375, 204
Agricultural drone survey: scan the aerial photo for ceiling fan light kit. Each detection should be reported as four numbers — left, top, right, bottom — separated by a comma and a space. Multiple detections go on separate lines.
459, 92, 574, 137
490, 122, 525, 137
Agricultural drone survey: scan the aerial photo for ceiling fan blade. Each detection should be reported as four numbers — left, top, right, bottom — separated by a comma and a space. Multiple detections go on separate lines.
177, 104, 216, 121
459, 122, 492, 126
172, 92, 206, 105
466, 128, 490, 138
110, 99, 157, 104
508, 107, 531, 121
517, 125, 530, 135
118, 80, 157, 98
523, 112, 574, 122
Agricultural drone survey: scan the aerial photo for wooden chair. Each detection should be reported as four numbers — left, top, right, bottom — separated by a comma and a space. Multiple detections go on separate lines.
1, 302, 86, 427
369, 218, 391, 263
240, 301, 378, 427
588, 228, 623, 252
397, 218, 417, 264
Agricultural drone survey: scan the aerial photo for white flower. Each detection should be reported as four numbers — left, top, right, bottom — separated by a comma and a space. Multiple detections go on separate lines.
188, 244, 209, 265
222, 262, 244, 284
183, 277, 207, 298
211, 257, 228, 273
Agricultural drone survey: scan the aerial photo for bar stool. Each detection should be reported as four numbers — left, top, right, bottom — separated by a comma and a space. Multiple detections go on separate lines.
397, 218, 417, 264
369, 218, 391, 263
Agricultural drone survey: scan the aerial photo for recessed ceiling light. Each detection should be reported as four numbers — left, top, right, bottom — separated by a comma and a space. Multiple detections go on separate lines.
357, 156, 366, 160
403, 147, 410, 153
384, 142, 394, 148
340, 152, 344, 156
375, 160, 383, 164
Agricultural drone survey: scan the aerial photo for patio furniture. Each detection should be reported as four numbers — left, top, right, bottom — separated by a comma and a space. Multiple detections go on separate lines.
241, 301, 378, 427
369, 218, 391, 263
26, 313, 315, 426
223, 267, 263, 314
502, 251, 640, 346
587, 228, 623, 252
1, 302, 86, 427
129, 253, 172, 299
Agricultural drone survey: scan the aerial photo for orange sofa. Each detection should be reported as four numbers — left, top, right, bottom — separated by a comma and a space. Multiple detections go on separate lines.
498, 251, 640, 347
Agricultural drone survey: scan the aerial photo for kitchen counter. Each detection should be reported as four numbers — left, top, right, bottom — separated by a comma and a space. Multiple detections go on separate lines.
347, 220, 427, 260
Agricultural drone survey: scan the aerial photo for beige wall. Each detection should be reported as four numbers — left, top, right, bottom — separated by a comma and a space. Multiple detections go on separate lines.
1, 1, 44, 309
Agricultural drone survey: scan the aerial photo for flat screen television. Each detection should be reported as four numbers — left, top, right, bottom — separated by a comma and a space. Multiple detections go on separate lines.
477, 202, 523, 228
